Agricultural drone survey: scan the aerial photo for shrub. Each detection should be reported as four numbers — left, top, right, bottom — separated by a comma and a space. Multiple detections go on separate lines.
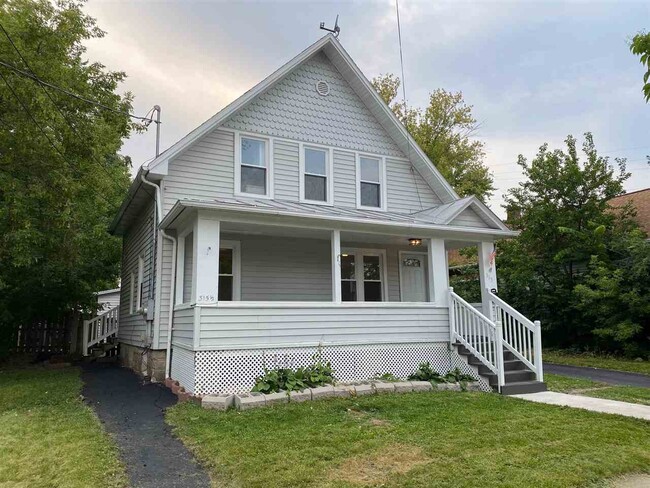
407, 362, 445, 383
444, 367, 476, 383
372, 372, 400, 382
251, 352, 335, 394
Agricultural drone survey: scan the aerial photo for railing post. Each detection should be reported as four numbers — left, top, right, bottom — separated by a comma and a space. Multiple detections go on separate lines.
495, 320, 505, 391
448, 287, 455, 345
82, 320, 89, 357
534, 320, 543, 382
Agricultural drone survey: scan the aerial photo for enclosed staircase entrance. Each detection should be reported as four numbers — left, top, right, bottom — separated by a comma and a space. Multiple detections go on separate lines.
449, 288, 546, 395
82, 306, 119, 357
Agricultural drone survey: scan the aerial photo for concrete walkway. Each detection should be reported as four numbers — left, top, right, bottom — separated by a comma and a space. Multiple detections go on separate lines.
512, 391, 650, 421
545, 363, 650, 387
81, 362, 210, 488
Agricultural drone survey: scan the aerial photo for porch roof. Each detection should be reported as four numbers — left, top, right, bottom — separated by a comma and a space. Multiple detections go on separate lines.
160, 197, 518, 239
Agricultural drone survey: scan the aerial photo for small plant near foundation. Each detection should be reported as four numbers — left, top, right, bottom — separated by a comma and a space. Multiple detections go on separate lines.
372, 372, 400, 382
444, 368, 476, 383
251, 352, 335, 394
407, 362, 446, 383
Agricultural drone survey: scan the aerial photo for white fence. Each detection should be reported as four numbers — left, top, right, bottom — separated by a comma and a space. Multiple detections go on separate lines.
82, 306, 119, 356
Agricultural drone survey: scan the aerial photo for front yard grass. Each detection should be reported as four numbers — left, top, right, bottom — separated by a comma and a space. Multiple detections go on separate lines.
544, 350, 650, 376
546, 373, 650, 406
167, 391, 650, 488
0, 366, 127, 488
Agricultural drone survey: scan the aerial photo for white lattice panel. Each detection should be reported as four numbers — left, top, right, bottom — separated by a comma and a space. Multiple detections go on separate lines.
193, 343, 490, 395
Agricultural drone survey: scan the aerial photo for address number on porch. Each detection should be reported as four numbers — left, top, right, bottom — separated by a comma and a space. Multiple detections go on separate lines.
199, 295, 216, 303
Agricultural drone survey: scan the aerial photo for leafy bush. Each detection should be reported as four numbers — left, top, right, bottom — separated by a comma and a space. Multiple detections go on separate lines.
444, 368, 476, 383
407, 362, 445, 383
251, 352, 335, 393
372, 372, 400, 382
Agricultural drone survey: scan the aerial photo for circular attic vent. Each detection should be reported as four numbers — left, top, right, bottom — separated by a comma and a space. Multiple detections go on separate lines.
315, 80, 330, 96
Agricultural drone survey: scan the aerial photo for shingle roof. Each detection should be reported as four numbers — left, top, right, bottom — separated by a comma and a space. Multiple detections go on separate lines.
609, 188, 650, 236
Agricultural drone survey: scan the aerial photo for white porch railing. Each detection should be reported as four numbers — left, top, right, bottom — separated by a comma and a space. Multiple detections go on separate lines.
488, 291, 543, 382
449, 288, 505, 390
82, 306, 119, 356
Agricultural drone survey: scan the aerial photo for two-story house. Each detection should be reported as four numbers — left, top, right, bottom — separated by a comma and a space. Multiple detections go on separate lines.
109, 35, 546, 396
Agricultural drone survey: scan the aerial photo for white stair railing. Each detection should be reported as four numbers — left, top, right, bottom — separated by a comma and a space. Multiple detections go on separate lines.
487, 291, 543, 382
82, 306, 119, 356
449, 288, 505, 390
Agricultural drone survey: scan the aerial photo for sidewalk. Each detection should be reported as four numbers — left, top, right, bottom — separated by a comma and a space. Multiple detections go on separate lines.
512, 391, 650, 421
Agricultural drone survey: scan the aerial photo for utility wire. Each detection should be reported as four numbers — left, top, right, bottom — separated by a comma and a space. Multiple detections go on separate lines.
395, 0, 424, 211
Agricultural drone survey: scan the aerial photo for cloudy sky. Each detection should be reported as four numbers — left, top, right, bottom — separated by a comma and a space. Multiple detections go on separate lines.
83, 0, 650, 215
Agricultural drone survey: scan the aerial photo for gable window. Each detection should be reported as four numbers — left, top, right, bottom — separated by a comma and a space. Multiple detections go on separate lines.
237, 135, 270, 196
357, 155, 385, 210
340, 249, 386, 302
301, 146, 332, 204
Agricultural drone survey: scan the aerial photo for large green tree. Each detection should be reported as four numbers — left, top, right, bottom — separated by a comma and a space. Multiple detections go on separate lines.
630, 30, 650, 102
497, 133, 649, 355
372, 74, 494, 201
0, 0, 135, 351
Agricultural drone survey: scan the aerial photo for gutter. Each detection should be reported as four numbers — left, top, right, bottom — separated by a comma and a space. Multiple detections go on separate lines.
140, 170, 177, 380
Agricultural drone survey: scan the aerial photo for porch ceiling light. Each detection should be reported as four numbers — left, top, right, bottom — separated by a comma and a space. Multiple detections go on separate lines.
408, 238, 422, 246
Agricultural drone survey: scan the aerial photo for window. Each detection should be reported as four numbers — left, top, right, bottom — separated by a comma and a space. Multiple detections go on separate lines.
301, 146, 331, 203
357, 155, 384, 209
137, 256, 144, 310
218, 241, 240, 301
340, 249, 386, 302
238, 135, 269, 196
130, 272, 136, 314
182, 232, 194, 304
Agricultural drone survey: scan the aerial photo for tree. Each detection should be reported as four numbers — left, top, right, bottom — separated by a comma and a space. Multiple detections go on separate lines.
0, 0, 136, 354
496, 133, 648, 354
630, 30, 650, 102
372, 74, 494, 201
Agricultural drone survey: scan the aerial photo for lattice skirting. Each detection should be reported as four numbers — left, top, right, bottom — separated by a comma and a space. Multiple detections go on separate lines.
188, 343, 491, 395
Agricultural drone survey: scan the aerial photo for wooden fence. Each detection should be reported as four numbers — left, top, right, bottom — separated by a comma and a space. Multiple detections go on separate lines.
10, 317, 74, 354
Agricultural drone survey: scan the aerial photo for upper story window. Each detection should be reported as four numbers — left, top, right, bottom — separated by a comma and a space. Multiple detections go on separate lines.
236, 134, 271, 197
300, 145, 332, 204
357, 155, 385, 210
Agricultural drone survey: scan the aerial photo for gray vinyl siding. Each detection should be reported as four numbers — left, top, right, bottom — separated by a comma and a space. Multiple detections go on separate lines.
182, 232, 194, 303
386, 158, 441, 213
156, 237, 174, 349
198, 305, 449, 350
222, 52, 403, 158
170, 345, 195, 393
119, 199, 155, 346
172, 307, 195, 349
273, 140, 300, 200
450, 208, 490, 228
162, 129, 235, 213
333, 150, 356, 207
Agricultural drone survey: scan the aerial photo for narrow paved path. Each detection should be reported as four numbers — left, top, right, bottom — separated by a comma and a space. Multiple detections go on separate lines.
544, 363, 650, 387
81, 362, 210, 488
512, 391, 650, 421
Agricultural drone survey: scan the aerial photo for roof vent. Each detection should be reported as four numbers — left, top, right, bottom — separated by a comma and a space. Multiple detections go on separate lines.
315, 80, 330, 96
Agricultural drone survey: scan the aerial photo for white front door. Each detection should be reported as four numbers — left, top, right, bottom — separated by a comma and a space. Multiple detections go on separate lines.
400, 253, 428, 302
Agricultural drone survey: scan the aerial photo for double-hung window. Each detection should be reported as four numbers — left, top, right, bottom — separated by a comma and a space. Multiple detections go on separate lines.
357, 155, 385, 210
238, 135, 269, 196
340, 249, 386, 302
301, 146, 331, 204
218, 241, 240, 301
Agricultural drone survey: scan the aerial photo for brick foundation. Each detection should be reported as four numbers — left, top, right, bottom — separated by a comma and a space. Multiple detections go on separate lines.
119, 343, 167, 382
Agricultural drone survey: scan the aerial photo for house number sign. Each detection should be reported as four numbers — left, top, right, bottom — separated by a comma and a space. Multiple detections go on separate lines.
198, 295, 216, 303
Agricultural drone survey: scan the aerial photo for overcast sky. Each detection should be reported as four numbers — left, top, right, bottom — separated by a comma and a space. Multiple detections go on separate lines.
83, 0, 650, 214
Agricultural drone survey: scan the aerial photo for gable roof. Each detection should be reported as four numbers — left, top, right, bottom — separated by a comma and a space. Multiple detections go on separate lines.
411, 196, 511, 231
145, 34, 459, 204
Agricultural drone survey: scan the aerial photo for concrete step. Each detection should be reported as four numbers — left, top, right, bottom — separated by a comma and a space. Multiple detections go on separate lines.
500, 381, 547, 395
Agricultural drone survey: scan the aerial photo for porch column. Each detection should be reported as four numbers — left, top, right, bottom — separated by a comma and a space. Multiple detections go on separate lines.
331, 230, 341, 303
478, 241, 498, 320
427, 238, 449, 306
195, 212, 220, 305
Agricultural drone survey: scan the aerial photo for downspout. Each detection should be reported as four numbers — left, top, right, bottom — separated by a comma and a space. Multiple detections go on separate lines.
141, 170, 177, 379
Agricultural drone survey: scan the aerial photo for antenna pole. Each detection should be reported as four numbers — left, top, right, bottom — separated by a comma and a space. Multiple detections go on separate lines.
153, 105, 161, 157
319, 15, 340, 37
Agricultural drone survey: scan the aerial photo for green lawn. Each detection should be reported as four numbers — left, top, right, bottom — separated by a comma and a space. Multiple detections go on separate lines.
0, 366, 127, 488
167, 391, 650, 488
545, 373, 650, 406
544, 350, 650, 376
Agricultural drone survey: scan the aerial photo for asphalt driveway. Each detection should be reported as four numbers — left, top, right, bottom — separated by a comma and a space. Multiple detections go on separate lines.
544, 363, 650, 388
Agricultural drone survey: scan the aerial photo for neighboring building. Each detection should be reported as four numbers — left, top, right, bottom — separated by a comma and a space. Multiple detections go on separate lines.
608, 188, 650, 237
109, 35, 544, 395
96, 288, 121, 311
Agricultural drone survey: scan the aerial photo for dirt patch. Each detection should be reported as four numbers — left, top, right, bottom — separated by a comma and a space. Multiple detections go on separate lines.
346, 408, 391, 428
330, 443, 430, 486
608, 474, 650, 487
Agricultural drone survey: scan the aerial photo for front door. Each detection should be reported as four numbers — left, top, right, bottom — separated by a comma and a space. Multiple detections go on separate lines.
400, 253, 427, 302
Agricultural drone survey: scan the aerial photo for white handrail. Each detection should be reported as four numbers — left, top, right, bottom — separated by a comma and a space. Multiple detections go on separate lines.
82, 306, 119, 356
488, 291, 543, 382
449, 288, 505, 389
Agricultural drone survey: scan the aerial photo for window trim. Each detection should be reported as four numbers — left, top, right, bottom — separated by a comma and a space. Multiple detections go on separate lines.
355, 153, 387, 211
175, 227, 196, 305
129, 272, 136, 315
299, 143, 334, 205
234, 131, 274, 199
341, 248, 388, 302
219, 240, 241, 301
137, 255, 144, 312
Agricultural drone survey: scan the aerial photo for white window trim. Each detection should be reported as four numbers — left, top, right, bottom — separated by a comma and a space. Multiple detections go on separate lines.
129, 272, 136, 315
355, 152, 387, 212
219, 240, 241, 301
175, 227, 195, 305
398, 250, 429, 302
234, 130, 274, 199
341, 247, 388, 302
299, 143, 334, 206
136, 255, 144, 312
